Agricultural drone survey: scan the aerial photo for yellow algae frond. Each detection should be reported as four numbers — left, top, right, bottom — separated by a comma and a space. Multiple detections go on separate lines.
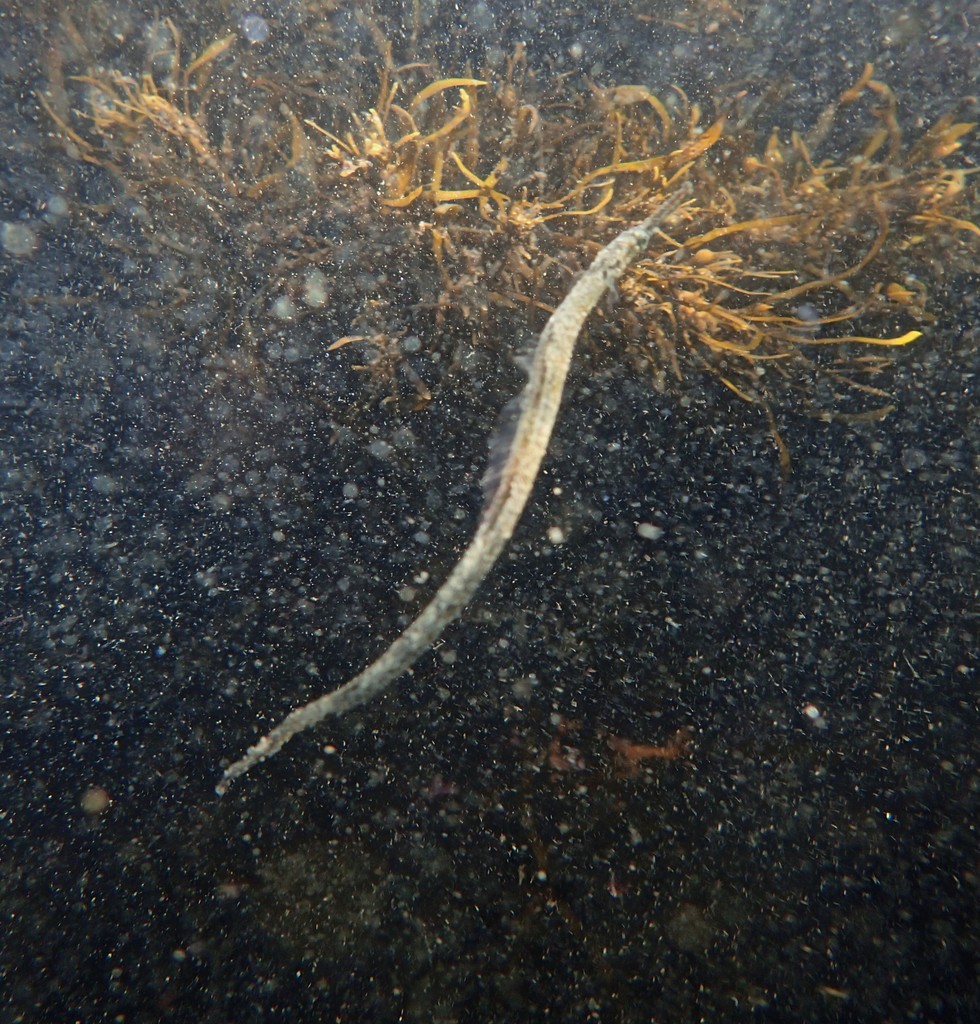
408, 77, 489, 107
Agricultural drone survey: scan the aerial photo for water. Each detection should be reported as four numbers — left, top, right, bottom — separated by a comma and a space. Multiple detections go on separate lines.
1, 1, 976, 1020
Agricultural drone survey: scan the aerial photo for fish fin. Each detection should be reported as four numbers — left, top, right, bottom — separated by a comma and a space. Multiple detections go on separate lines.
480, 390, 526, 514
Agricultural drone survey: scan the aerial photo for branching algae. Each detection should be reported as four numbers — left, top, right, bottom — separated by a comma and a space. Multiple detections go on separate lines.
39, 20, 978, 788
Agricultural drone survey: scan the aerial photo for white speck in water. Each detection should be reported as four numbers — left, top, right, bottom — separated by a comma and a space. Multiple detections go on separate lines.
796, 302, 821, 323
272, 295, 296, 321
901, 447, 928, 472
303, 268, 328, 307
367, 440, 393, 460
91, 474, 119, 495
46, 195, 69, 219
802, 703, 828, 729
240, 14, 270, 45
2, 221, 37, 257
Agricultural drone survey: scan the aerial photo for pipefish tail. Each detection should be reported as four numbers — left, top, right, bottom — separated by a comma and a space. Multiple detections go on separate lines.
216, 183, 691, 795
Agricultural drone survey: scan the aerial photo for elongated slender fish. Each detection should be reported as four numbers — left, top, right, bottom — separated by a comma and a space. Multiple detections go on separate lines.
217, 184, 690, 794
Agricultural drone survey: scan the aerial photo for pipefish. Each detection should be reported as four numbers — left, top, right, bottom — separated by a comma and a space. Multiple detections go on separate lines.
217, 183, 690, 794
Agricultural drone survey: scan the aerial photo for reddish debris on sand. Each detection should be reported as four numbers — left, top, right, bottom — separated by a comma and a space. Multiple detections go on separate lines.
607, 727, 693, 776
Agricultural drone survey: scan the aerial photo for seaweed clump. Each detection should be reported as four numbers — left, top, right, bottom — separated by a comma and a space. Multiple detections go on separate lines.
40, 12, 978, 440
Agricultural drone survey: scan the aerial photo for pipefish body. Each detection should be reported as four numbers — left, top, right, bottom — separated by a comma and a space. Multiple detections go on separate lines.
217, 184, 690, 794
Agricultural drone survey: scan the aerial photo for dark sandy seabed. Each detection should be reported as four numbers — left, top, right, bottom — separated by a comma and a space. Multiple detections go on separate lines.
0, 1, 977, 1021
